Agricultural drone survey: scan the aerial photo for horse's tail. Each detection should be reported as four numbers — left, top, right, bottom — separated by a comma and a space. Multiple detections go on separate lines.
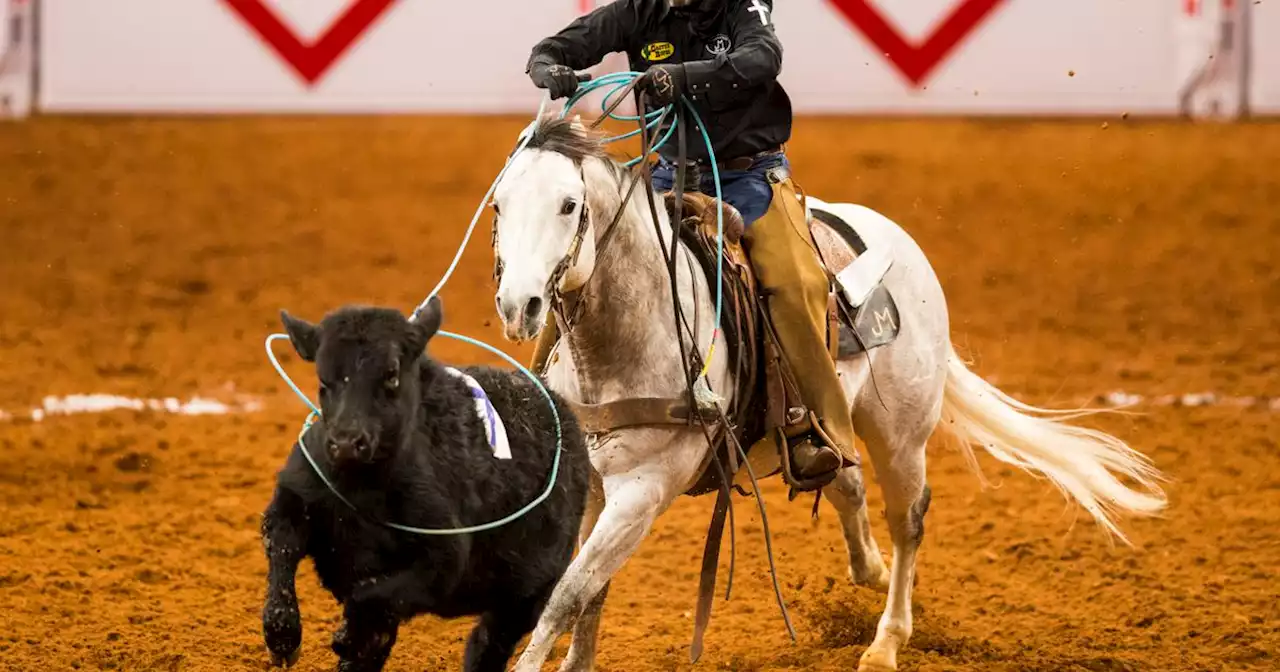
938, 344, 1168, 545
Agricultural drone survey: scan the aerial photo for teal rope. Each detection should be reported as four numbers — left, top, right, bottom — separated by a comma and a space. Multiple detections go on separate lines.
408, 96, 551, 318
561, 73, 725, 365
264, 331, 563, 536
265, 72, 727, 537
679, 98, 724, 375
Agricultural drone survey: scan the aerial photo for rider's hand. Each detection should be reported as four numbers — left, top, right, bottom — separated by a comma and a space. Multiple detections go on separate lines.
638, 64, 687, 106
529, 61, 580, 100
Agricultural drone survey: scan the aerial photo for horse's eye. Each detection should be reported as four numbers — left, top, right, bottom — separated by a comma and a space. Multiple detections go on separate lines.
491, 202, 501, 216
560, 199, 576, 216
385, 374, 400, 391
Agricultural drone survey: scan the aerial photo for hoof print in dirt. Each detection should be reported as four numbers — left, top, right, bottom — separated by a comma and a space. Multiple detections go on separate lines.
259, 299, 591, 671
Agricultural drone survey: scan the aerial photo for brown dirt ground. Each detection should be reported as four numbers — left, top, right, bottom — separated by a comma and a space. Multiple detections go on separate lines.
1, 115, 1278, 672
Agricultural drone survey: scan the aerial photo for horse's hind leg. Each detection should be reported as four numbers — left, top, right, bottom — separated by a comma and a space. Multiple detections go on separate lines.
854, 385, 940, 672
825, 358, 889, 591
559, 470, 609, 672
825, 465, 890, 591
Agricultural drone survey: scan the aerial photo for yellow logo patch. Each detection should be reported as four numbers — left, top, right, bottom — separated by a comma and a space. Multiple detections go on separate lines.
641, 42, 675, 62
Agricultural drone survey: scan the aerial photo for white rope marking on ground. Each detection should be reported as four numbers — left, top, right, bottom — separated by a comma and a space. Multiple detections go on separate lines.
0, 390, 1272, 423
1097, 390, 1280, 411
0, 393, 264, 422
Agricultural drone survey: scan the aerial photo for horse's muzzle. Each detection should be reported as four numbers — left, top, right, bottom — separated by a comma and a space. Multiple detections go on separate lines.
496, 293, 545, 342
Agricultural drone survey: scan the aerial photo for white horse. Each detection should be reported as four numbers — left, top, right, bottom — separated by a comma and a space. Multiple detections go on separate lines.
489, 116, 1166, 672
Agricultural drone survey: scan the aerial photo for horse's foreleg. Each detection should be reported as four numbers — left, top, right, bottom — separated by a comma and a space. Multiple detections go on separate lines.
558, 470, 609, 672
512, 442, 696, 672
512, 473, 669, 672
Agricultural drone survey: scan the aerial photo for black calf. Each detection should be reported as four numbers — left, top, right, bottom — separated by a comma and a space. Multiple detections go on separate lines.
260, 297, 590, 672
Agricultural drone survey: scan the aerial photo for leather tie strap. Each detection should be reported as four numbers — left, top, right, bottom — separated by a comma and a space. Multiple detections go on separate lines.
690, 485, 731, 663
567, 397, 720, 435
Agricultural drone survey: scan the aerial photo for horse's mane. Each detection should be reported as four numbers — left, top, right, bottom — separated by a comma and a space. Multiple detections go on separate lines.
524, 116, 610, 165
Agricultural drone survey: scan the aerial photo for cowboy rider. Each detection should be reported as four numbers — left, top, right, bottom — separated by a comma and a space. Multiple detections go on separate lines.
525, 0, 854, 483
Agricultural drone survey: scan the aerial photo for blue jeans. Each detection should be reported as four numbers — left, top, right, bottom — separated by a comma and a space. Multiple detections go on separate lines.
651, 152, 790, 227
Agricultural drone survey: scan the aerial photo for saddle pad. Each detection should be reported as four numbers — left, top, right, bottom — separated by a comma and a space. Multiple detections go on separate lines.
836, 244, 894, 308
443, 367, 512, 460
808, 206, 903, 357
838, 284, 901, 356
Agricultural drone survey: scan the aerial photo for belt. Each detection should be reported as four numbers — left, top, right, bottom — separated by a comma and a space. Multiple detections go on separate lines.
667, 147, 784, 172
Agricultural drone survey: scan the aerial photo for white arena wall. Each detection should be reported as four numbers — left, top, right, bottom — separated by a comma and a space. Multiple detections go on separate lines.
22, 0, 1280, 116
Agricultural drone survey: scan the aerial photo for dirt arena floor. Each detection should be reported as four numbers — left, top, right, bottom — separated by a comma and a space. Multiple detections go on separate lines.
1, 115, 1277, 672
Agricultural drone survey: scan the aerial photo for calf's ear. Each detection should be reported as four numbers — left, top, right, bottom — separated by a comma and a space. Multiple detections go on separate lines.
280, 310, 320, 362
408, 296, 443, 355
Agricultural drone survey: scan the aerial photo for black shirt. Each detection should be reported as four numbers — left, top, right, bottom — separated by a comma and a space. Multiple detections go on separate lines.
527, 0, 792, 163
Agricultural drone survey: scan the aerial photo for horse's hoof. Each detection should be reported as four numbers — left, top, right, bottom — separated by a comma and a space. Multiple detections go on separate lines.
857, 649, 896, 672
858, 633, 903, 672
270, 645, 301, 667
850, 568, 891, 593
847, 557, 891, 592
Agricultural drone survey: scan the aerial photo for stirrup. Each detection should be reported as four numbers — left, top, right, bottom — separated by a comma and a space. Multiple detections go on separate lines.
775, 411, 841, 494
776, 428, 838, 494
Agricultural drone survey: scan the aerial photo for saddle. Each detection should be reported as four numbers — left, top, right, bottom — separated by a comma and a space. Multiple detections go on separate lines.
664, 191, 902, 498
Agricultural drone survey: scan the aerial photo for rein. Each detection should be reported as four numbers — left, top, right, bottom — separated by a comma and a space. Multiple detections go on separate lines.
500, 78, 796, 657
488, 72, 797, 658
552, 106, 672, 330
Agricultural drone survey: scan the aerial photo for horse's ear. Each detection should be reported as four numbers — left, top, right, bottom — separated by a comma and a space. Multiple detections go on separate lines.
569, 114, 587, 134
408, 297, 443, 354
280, 310, 320, 362
513, 119, 538, 155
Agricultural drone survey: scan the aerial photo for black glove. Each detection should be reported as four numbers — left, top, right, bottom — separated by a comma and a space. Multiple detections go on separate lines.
529, 61, 580, 100
637, 63, 687, 106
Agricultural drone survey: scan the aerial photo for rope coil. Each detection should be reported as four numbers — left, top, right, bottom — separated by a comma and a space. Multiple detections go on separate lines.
265, 72, 728, 535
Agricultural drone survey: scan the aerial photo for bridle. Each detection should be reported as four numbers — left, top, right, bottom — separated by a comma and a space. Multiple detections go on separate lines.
490, 163, 594, 295
491, 88, 670, 333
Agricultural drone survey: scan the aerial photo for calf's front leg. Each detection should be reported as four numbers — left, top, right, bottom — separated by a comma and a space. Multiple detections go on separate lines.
332, 611, 399, 672
333, 551, 463, 672
261, 488, 308, 667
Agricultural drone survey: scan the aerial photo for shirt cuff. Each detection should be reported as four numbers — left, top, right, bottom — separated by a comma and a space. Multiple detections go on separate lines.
682, 59, 722, 96
527, 51, 559, 74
